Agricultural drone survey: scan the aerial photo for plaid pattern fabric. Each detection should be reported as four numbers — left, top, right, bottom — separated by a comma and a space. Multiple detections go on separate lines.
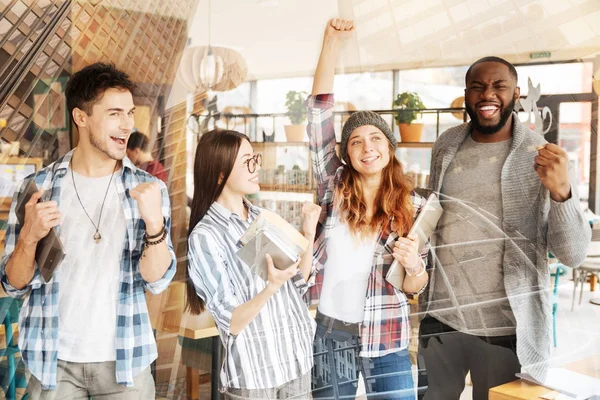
0, 150, 176, 390
306, 94, 429, 357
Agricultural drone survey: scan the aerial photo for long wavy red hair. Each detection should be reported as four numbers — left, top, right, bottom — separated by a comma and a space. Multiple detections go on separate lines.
337, 141, 414, 237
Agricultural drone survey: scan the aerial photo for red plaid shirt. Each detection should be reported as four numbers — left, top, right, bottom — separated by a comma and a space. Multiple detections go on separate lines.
305, 94, 429, 357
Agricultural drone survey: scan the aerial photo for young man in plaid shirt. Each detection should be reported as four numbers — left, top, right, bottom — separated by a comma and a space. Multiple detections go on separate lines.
1, 63, 176, 399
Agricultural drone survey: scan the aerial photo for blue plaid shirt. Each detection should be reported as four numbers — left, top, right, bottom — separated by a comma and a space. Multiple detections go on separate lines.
0, 150, 176, 390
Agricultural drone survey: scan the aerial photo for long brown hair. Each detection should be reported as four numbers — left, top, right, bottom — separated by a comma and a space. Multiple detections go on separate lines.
185, 129, 248, 315
337, 141, 414, 237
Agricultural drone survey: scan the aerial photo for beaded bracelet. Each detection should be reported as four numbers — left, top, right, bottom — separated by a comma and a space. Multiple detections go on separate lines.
144, 228, 167, 248
146, 218, 166, 240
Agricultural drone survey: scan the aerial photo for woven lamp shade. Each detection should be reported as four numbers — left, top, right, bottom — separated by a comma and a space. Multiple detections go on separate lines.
177, 45, 248, 93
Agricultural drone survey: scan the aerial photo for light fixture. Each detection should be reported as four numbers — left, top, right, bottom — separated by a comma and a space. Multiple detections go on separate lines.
199, 0, 224, 91
177, 45, 247, 93
199, 47, 223, 90
176, 0, 247, 94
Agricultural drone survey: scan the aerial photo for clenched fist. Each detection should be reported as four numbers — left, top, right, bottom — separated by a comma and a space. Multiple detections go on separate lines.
325, 18, 355, 40
534, 143, 571, 202
301, 202, 321, 238
129, 182, 163, 234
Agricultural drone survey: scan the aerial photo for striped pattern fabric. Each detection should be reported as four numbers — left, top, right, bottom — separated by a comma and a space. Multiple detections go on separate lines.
305, 93, 429, 358
187, 200, 315, 390
0, 150, 177, 389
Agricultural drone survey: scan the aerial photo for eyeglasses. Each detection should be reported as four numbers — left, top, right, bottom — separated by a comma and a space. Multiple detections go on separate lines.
243, 153, 262, 174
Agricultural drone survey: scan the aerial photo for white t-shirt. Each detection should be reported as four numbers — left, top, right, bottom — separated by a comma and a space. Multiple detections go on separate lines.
318, 219, 377, 323
57, 169, 125, 362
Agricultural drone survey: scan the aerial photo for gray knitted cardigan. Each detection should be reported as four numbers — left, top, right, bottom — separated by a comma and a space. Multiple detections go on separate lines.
424, 113, 591, 381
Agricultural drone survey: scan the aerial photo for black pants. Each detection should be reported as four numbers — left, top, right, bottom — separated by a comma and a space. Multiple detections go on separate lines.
418, 316, 521, 400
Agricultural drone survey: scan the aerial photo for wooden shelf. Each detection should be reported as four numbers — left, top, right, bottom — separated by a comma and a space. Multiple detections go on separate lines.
259, 184, 314, 193
252, 141, 309, 147
252, 141, 435, 148
397, 142, 434, 148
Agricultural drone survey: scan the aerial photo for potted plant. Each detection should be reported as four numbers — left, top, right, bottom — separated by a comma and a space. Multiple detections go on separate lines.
284, 90, 308, 142
392, 92, 426, 142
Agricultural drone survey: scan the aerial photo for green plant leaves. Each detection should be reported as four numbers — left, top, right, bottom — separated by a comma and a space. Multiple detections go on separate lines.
285, 90, 308, 125
392, 92, 425, 125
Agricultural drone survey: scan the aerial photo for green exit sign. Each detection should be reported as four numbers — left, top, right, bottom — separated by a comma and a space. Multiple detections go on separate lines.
530, 51, 551, 59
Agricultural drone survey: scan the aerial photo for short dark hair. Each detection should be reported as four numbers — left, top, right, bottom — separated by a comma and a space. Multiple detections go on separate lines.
465, 56, 518, 84
127, 131, 149, 152
65, 62, 136, 121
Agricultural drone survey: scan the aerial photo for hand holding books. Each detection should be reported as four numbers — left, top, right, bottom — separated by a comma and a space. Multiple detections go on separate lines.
16, 179, 66, 283
392, 233, 422, 274
385, 193, 443, 290
237, 208, 310, 281
19, 186, 61, 244
264, 254, 300, 293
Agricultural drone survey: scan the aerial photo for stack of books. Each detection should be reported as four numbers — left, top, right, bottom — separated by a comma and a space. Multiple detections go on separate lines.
237, 209, 309, 281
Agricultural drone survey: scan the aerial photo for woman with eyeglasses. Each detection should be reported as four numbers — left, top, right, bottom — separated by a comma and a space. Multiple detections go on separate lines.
185, 130, 321, 399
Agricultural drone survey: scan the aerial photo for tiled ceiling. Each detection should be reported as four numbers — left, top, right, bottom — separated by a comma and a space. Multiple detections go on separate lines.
184, 0, 600, 80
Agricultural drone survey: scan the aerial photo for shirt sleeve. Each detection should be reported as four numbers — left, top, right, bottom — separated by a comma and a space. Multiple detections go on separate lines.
290, 254, 319, 296
403, 192, 430, 297
1, 177, 45, 299
307, 94, 343, 202
187, 230, 241, 336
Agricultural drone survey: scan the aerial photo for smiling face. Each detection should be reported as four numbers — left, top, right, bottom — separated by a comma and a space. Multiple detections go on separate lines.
74, 88, 136, 161
346, 125, 392, 178
465, 62, 520, 136
223, 139, 261, 196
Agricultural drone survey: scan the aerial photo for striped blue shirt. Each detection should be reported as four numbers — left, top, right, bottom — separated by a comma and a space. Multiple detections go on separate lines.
0, 150, 176, 389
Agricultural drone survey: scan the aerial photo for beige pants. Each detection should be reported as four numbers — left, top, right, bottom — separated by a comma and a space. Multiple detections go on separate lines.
225, 373, 311, 400
26, 360, 155, 400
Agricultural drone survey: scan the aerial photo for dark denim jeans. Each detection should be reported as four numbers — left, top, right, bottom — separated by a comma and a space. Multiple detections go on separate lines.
311, 320, 415, 399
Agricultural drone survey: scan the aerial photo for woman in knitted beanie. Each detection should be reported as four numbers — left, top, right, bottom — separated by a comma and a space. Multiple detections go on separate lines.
305, 19, 430, 400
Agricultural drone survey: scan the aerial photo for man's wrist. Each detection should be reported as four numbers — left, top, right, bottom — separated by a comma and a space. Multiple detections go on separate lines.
145, 217, 165, 236
550, 185, 571, 202
17, 230, 39, 249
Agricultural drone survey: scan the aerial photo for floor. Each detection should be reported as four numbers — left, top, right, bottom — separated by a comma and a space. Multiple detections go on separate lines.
457, 278, 600, 400
1, 279, 598, 400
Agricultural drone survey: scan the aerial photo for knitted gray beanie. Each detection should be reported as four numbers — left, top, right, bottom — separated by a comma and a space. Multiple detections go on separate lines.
340, 111, 396, 164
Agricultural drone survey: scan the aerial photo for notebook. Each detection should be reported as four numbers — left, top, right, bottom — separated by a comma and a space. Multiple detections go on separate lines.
385, 193, 443, 290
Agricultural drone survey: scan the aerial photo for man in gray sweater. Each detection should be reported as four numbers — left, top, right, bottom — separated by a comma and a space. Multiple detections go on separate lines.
419, 56, 591, 400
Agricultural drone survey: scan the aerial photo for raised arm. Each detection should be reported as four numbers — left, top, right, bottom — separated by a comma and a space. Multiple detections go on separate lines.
308, 19, 355, 201
312, 19, 353, 95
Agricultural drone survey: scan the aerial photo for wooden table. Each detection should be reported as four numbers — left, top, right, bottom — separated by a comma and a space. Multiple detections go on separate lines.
178, 304, 318, 400
489, 355, 600, 399
178, 309, 220, 400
